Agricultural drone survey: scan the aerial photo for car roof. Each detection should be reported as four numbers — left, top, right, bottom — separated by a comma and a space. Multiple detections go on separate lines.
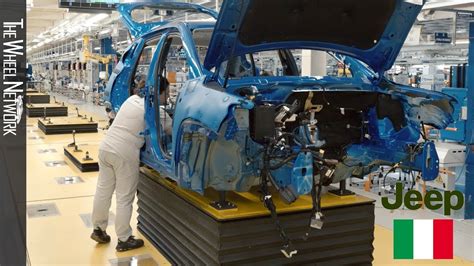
141, 21, 215, 40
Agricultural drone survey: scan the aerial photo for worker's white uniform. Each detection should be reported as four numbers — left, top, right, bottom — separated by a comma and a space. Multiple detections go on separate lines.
92, 95, 145, 242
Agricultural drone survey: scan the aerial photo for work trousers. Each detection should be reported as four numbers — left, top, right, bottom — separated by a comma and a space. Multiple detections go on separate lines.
91, 150, 139, 242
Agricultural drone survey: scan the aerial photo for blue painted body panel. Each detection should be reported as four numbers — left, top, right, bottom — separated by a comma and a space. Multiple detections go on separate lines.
104, 40, 144, 113
105, 0, 456, 198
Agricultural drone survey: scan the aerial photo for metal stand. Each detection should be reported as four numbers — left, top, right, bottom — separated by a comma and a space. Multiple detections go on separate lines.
328, 180, 355, 196
137, 169, 376, 265
75, 107, 82, 117
83, 151, 93, 161
67, 130, 76, 147
210, 191, 237, 210
73, 144, 82, 153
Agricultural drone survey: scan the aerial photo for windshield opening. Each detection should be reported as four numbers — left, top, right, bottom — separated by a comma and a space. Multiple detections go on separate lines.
219, 49, 377, 83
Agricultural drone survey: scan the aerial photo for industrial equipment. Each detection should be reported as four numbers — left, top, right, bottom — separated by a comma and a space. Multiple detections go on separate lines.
430, 142, 466, 191
38, 117, 98, 135
80, 35, 113, 79
63, 131, 100, 172
104, 0, 458, 258
26, 92, 50, 104
440, 88, 468, 143
426, 23, 474, 220
26, 103, 68, 117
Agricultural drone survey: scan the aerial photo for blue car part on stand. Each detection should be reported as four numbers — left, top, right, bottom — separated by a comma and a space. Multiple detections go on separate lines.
104, 0, 456, 198
103, 0, 459, 255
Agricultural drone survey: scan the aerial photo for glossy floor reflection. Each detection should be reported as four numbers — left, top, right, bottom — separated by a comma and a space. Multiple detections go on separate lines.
26, 96, 169, 265
26, 93, 473, 265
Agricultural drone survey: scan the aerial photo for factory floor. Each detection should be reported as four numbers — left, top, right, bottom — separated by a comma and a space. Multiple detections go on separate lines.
26, 92, 473, 265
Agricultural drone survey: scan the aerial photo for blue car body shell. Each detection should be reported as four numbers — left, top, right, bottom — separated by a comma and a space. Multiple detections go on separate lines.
105, 0, 455, 198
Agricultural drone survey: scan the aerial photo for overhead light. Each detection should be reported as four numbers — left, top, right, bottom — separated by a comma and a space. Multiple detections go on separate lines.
99, 29, 111, 35
94, 47, 100, 51
423, 0, 474, 10
86, 13, 109, 26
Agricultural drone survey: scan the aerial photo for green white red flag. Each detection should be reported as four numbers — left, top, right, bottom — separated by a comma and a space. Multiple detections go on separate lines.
394, 219, 453, 259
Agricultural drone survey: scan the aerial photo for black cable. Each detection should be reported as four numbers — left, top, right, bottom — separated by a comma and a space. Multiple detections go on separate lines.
260, 144, 296, 257
303, 160, 325, 240
407, 145, 418, 190
320, 86, 333, 108
339, 158, 363, 168
407, 142, 425, 189
275, 103, 292, 110
304, 178, 319, 240
381, 139, 427, 191
268, 154, 298, 170
266, 133, 326, 171
249, 53, 257, 76
275, 132, 297, 142
410, 170, 417, 190
382, 163, 401, 191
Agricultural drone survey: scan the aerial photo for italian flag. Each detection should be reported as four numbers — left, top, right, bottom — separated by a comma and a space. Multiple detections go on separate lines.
394, 219, 453, 259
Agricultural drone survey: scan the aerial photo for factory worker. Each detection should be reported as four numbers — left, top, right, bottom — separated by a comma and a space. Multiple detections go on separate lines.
104, 107, 115, 127
134, 79, 146, 95
90, 88, 146, 252
132, 76, 171, 135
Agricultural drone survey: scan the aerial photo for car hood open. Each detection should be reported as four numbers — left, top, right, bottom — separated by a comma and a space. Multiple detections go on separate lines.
204, 0, 424, 75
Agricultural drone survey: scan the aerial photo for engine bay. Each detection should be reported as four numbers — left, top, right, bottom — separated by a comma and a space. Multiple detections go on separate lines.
249, 89, 407, 160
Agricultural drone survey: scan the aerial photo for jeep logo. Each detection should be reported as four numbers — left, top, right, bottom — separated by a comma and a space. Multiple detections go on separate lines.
382, 182, 464, 216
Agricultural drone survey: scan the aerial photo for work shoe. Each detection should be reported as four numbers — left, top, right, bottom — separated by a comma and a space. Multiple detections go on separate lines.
90, 227, 111, 244
116, 236, 144, 252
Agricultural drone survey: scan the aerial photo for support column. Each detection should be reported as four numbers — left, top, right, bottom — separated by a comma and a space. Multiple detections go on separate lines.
465, 22, 474, 219
301, 50, 327, 77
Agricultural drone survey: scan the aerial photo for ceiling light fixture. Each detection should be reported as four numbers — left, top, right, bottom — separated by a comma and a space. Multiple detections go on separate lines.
99, 28, 111, 35
85, 13, 109, 26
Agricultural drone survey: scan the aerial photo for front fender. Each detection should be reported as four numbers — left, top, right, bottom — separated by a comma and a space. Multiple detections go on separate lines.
172, 77, 254, 136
